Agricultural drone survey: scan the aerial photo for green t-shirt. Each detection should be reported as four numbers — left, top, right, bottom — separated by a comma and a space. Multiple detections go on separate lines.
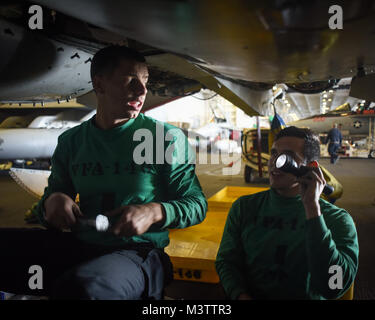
36, 113, 207, 248
215, 188, 358, 300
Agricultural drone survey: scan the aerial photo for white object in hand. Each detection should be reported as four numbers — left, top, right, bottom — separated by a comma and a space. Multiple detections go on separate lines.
79, 214, 110, 232
95, 214, 110, 231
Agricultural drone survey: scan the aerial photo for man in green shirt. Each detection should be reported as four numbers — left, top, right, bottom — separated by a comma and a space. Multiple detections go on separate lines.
0, 46, 207, 299
216, 126, 358, 299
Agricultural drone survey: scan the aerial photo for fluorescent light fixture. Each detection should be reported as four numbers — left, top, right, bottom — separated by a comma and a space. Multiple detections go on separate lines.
289, 113, 299, 121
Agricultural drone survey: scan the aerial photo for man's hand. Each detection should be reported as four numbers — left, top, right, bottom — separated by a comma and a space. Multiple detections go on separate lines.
297, 165, 325, 220
44, 192, 83, 230
105, 202, 166, 237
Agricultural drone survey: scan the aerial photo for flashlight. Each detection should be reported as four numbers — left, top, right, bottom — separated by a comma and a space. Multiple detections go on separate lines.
78, 214, 110, 232
275, 154, 334, 195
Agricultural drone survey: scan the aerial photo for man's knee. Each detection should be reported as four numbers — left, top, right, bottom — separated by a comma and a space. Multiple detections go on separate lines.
51, 267, 145, 300
50, 248, 170, 300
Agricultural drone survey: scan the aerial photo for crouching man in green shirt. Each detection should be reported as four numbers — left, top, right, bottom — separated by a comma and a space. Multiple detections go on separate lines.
0, 46, 207, 299
216, 126, 358, 300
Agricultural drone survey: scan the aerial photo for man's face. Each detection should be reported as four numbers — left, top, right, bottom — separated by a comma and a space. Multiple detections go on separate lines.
268, 136, 306, 193
95, 59, 149, 120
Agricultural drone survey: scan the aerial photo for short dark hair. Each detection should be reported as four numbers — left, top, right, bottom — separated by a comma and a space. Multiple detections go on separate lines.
275, 126, 321, 163
90, 45, 146, 81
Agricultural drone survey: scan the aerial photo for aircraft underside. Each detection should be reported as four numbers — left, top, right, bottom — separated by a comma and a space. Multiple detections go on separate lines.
0, 0, 374, 122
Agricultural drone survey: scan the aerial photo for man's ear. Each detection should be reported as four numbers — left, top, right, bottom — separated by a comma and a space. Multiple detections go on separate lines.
92, 75, 105, 94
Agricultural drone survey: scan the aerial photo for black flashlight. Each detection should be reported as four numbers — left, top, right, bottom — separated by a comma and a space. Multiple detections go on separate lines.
275, 154, 334, 196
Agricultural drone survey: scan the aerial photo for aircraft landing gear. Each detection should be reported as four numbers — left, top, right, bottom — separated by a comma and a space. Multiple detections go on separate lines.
244, 165, 254, 183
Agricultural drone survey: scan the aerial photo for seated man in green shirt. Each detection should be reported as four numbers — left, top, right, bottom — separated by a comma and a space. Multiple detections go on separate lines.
0, 46, 207, 299
216, 126, 358, 300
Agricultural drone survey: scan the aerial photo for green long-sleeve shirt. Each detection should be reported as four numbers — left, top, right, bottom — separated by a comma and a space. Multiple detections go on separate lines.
215, 188, 358, 300
36, 113, 207, 248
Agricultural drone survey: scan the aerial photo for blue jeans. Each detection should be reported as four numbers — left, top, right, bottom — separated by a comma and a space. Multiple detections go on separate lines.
0, 228, 173, 299
328, 143, 340, 164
